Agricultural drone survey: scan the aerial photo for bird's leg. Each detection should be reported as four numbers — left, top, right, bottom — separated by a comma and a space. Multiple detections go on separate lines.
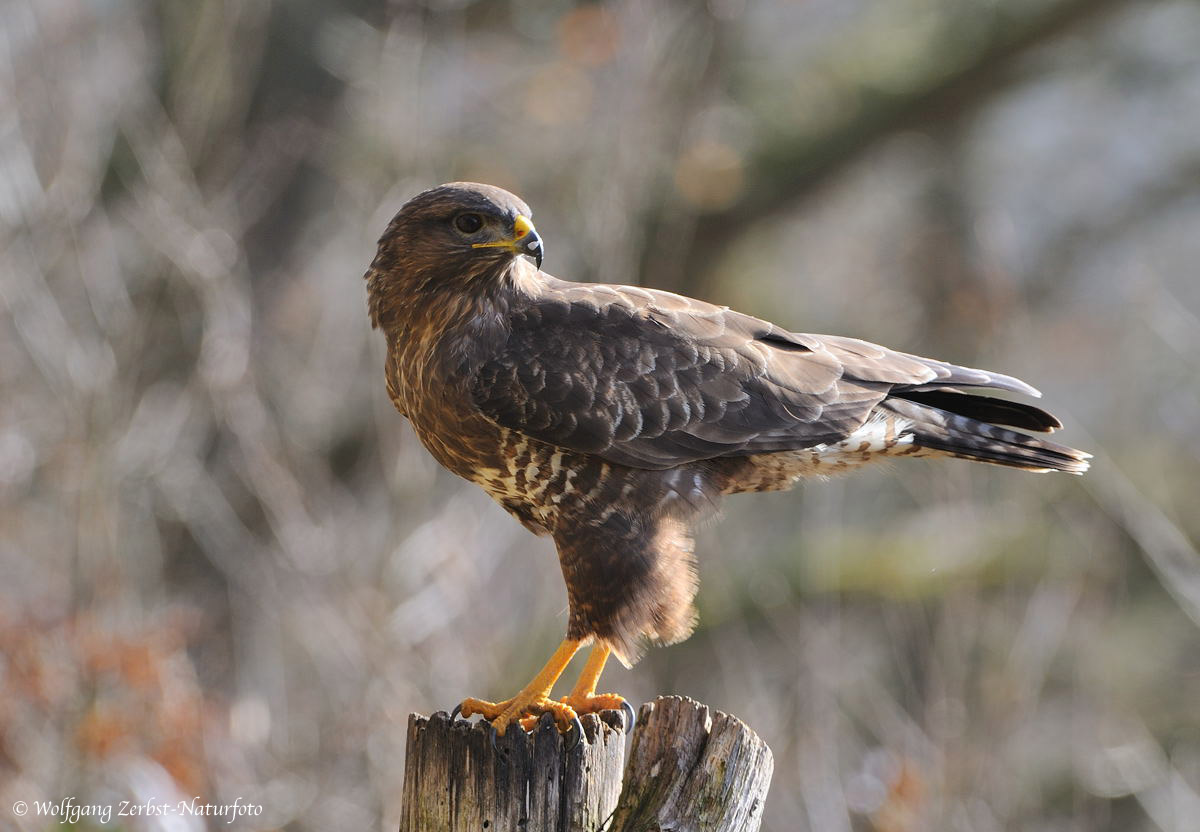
558, 644, 628, 719
457, 638, 584, 736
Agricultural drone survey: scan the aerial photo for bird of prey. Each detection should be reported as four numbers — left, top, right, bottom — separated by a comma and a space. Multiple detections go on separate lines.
364, 182, 1089, 739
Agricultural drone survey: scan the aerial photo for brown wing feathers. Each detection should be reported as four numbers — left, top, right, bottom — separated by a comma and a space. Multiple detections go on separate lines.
472, 281, 873, 469
472, 278, 1085, 473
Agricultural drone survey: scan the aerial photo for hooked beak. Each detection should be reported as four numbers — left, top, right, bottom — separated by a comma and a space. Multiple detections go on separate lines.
512, 215, 543, 269
473, 214, 543, 269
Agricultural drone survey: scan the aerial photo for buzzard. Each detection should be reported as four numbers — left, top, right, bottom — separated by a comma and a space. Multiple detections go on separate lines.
365, 182, 1088, 740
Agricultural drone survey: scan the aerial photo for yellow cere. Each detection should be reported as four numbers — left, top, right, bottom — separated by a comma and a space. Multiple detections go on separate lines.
513, 215, 535, 238
472, 215, 537, 250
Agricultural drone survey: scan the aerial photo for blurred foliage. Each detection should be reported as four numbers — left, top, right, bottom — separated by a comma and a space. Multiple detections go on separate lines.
3, 0, 1200, 830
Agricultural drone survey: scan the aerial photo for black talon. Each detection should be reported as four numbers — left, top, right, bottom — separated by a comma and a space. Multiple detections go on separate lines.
488, 721, 504, 755
620, 700, 636, 734
564, 715, 585, 751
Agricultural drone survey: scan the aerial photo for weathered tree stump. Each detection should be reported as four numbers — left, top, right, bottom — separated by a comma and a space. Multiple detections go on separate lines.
399, 695, 773, 832
399, 709, 627, 831
608, 697, 775, 832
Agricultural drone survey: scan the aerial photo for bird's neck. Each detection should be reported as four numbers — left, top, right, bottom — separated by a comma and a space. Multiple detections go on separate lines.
371, 255, 528, 326
379, 258, 539, 378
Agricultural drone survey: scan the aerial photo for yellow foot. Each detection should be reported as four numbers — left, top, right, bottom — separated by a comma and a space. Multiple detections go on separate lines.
560, 692, 625, 715
447, 639, 628, 742
555, 644, 635, 731
560, 692, 636, 731
448, 638, 587, 738
456, 694, 579, 737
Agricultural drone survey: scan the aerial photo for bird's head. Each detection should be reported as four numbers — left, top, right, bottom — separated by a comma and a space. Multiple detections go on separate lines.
365, 183, 543, 325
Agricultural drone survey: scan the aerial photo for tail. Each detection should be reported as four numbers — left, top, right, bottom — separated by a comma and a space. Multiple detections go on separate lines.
881, 394, 1091, 474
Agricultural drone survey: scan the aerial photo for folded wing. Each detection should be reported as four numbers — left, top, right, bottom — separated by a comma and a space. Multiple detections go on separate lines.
471, 279, 1054, 470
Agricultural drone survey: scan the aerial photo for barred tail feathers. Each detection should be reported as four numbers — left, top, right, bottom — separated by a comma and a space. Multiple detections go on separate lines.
881, 397, 1091, 475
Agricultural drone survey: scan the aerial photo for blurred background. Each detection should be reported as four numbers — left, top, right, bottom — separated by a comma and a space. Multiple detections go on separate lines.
3, 0, 1200, 829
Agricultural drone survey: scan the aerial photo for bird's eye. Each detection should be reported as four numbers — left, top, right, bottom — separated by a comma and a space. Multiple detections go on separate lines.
454, 213, 484, 234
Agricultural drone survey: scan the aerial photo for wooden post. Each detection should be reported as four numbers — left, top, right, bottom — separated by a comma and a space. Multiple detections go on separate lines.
399, 696, 773, 832
399, 710, 626, 831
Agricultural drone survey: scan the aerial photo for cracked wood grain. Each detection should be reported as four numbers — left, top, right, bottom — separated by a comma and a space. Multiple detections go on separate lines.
399, 696, 772, 832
